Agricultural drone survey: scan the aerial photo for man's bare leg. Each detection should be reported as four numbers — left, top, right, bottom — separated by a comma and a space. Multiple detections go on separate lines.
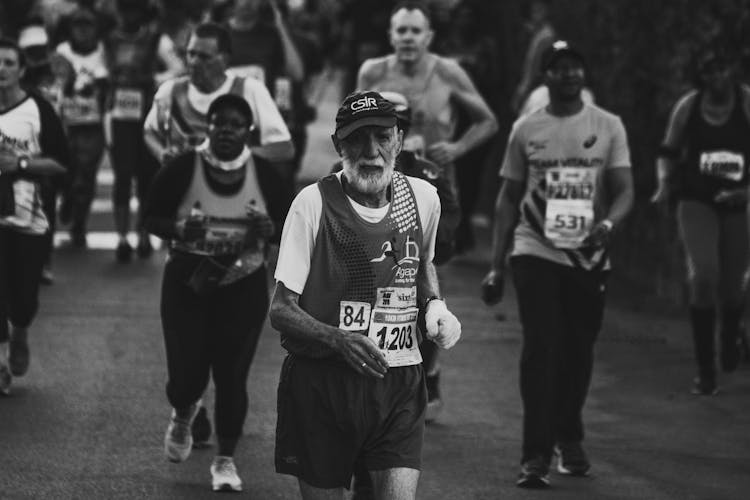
298, 479, 346, 500
370, 468, 419, 500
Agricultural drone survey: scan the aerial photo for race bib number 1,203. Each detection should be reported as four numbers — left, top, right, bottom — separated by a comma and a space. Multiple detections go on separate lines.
544, 167, 595, 249
367, 307, 422, 367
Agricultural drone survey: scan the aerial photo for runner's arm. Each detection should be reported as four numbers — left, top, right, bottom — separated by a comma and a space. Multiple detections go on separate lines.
155, 35, 185, 86
269, 282, 388, 377
271, 0, 304, 81
653, 91, 694, 200
427, 61, 498, 166
489, 179, 524, 272
356, 58, 383, 91
603, 167, 634, 227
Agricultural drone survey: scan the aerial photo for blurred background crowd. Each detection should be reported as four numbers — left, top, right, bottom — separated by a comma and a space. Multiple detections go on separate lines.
2, 0, 750, 299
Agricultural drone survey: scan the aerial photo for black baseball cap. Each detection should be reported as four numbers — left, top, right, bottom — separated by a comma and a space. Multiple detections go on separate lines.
542, 40, 585, 71
69, 7, 97, 25
207, 94, 254, 126
334, 91, 398, 140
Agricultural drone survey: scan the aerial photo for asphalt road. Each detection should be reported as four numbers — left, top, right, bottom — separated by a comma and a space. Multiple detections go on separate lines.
1, 72, 749, 499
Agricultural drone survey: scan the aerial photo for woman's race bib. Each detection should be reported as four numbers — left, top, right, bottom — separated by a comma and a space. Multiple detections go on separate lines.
61, 95, 102, 126
544, 167, 595, 249
699, 150, 745, 182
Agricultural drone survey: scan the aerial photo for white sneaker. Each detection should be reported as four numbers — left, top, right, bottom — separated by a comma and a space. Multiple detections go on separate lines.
210, 456, 242, 492
164, 402, 200, 463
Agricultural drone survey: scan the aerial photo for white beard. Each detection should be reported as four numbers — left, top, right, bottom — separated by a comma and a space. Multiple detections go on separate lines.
342, 160, 394, 194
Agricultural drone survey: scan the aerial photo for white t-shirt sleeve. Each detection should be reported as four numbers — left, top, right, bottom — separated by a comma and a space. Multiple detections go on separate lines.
143, 79, 174, 136
607, 116, 631, 169
274, 183, 322, 295
409, 177, 440, 264
243, 78, 292, 145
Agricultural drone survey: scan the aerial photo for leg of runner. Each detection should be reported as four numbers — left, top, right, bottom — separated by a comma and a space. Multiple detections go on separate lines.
209, 268, 268, 492
298, 480, 346, 500
110, 121, 137, 262
369, 468, 419, 500
420, 340, 442, 422
134, 137, 159, 259
161, 258, 212, 463
511, 255, 564, 488
553, 266, 607, 477
6, 232, 47, 379
678, 200, 720, 395
718, 210, 749, 373
68, 127, 105, 247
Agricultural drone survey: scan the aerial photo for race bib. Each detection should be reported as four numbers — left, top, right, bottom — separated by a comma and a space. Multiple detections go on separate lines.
367, 307, 421, 367
61, 96, 101, 125
186, 218, 248, 255
111, 88, 143, 120
700, 151, 745, 182
227, 65, 266, 83
544, 167, 595, 249
338, 301, 372, 331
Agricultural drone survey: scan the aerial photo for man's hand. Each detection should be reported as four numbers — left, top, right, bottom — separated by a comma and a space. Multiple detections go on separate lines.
176, 216, 206, 242
582, 221, 611, 249
714, 189, 747, 207
332, 330, 389, 378
481, 269, 505, 305
425, 299, 461, 349
161, 149, 178, 165
426, 141, 462, 167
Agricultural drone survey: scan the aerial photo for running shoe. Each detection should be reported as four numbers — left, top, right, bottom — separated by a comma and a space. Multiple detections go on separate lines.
9, 332, 29, 377
164, 403, 200, 462
691, 376, 718, 396
425, 372, 443, 423
517, 456, 550, 488
210, 456, 242, 492
116, 241, 132, 263
0, 360, 11, 396
192, 405, 212, 448
555, 441, 591, 476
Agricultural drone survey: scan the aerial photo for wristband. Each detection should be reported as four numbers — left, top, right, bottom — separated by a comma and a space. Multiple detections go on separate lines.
424, 295, 443, 309
600, 219, 614, 231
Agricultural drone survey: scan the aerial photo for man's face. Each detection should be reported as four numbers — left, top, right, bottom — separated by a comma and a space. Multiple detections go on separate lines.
701, 60, 732, 94
70, 22, 97, 48
544, 55, 585, 101
208, 106, 251, 160
186, 35, 226, 85
340, 125, 402, 195
0, 48, 23, 90
234, 0, 263, 21
389, 8, 433, 64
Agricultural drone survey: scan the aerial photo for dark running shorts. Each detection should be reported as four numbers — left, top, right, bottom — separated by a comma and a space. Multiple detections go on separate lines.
275, 354, 426, 489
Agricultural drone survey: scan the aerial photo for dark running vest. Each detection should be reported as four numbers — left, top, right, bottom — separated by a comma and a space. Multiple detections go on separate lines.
679, 86, 750, 209
165, 76, 249, 151
282, 172, 424, 362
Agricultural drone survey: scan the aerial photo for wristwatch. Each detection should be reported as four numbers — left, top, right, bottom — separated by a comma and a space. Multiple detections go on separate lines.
17, 155, 30, 171
600, 219, 614, 231
424, 295, 444, 308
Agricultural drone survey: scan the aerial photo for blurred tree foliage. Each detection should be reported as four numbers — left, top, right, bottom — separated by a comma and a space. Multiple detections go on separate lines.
488, 0, 750, 303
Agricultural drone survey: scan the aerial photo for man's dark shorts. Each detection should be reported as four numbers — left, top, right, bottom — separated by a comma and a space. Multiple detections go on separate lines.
275, 354, 426, 489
